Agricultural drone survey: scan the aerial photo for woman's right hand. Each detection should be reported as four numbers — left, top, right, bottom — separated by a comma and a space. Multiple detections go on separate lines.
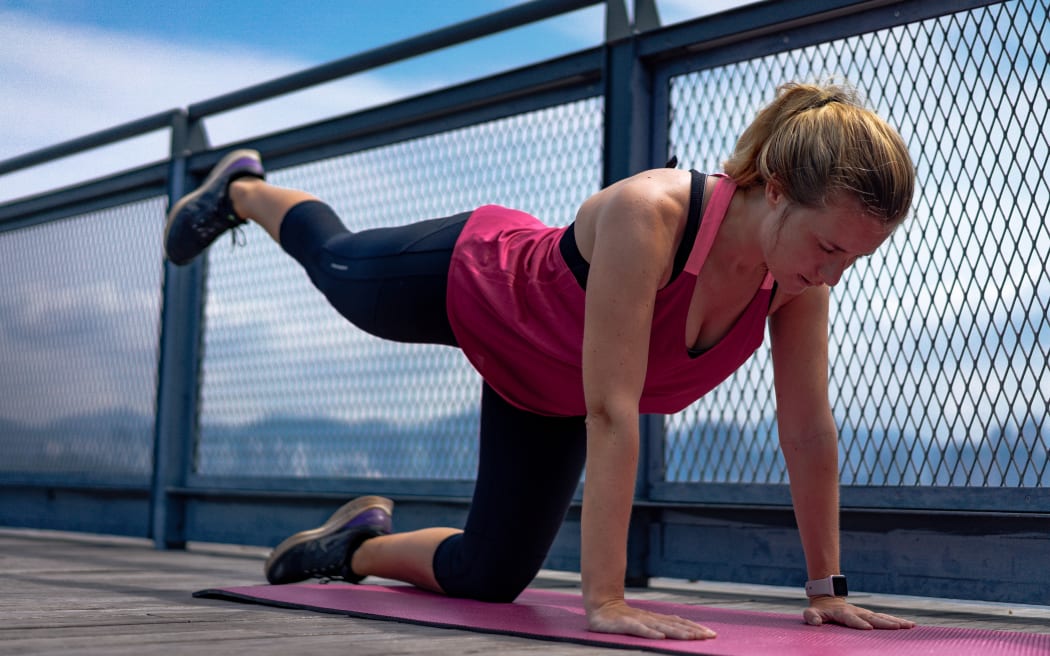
586, 598, 717, 640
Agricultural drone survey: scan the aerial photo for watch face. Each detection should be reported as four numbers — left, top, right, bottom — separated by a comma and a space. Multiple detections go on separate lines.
832, 575, 849, 596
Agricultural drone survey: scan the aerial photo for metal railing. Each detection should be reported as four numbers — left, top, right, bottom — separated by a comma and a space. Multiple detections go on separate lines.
1, 0, 1046, 604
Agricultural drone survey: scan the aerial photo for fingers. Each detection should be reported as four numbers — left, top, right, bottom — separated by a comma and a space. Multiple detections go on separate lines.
842, 608, 916, 630
840, 611, 875, 630
654, 613, 717, 640
866, 612, 916, 630
622, 611, 716, 640
804, 601, 917, 631
589, 605, 717, 641
619, 616, 668, 640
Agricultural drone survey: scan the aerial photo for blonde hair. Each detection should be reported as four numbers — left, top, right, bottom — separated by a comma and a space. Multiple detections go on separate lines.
723, 81, 915, 225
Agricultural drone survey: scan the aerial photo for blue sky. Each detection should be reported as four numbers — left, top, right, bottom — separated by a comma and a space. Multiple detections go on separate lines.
0, 0, 749, 200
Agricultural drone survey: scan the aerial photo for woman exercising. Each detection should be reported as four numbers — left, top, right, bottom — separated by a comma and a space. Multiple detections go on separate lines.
165, 81, 917, 640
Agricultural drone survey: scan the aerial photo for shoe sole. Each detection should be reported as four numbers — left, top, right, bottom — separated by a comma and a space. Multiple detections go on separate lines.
263, 495, 394, 576
163, 148, 261, 259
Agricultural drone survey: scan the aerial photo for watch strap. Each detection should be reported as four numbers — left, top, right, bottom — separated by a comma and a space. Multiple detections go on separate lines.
805, 574, 848, 597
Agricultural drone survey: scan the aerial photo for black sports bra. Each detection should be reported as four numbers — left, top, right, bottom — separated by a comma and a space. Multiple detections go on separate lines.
558, 169, 707, 290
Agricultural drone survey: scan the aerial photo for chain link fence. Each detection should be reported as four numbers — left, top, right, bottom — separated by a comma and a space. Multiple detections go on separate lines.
0, 0, 1044, 523
0, 198, 164, 477
665, 0, 1049, 488
196, 99, 604, 478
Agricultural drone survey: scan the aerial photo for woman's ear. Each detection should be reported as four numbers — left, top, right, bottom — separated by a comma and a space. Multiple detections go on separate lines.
764, 176, 787, 208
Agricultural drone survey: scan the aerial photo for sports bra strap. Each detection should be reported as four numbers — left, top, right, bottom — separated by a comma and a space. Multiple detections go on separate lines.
684, 176, 734, 277
683, 176, 776, 291
665, 170, 706, 285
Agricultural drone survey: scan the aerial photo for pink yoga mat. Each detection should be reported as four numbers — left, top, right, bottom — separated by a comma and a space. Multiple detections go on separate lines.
194, 583, 1050, 655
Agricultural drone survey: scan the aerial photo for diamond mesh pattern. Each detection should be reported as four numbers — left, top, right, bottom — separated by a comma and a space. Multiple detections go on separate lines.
197, 99, 603, 478
664, 0, 1049, 487
0, 199, 164, 476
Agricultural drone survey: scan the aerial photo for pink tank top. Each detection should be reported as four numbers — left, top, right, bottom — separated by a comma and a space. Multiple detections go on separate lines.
446, 177, 774, 417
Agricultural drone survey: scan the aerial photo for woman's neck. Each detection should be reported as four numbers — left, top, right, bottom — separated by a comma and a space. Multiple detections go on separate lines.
713, 184, 770, 277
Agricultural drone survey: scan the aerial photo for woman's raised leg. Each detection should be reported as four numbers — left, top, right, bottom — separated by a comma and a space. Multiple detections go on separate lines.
228, 176, 315, 243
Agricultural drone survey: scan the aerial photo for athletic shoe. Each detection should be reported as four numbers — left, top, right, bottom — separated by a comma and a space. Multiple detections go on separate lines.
164, 148, 265, 265
264, 496, 394, 585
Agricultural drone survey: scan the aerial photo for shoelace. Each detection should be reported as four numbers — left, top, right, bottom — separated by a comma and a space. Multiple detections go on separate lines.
228, 222, 247, 250
192, 211, 247, 251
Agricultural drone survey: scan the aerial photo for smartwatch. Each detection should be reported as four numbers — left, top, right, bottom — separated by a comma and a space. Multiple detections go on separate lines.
805, 574, 848, 598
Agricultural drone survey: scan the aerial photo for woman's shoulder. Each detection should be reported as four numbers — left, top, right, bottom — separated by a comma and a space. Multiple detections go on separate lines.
579, 168, 692, 226
613, 167, 693, 203
573, 168, 694, 262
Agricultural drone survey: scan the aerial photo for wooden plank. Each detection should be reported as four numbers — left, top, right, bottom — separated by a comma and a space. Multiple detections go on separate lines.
0, 528, 1047, 656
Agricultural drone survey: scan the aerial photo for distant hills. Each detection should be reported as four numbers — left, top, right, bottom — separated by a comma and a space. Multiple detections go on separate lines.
0, 410, 1045, 487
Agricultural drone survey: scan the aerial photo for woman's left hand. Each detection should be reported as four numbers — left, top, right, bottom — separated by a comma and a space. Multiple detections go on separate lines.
803, 596, 916, 630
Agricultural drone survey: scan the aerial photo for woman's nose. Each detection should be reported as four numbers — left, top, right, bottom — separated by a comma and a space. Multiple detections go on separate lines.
820, 260, 846, 287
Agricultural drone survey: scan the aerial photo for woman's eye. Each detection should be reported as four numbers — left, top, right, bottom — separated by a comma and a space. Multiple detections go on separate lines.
819, 244, 835, 254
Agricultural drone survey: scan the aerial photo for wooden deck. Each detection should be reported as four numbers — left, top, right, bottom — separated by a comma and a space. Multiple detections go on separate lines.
1, 528, 1047, 655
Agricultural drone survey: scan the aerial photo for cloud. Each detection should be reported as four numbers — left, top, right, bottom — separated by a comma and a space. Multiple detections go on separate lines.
0, 9, 411, 201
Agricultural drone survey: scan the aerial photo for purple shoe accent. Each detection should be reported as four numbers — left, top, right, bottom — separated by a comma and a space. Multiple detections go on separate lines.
227, 156, 265, 179
345, 508, 392, 532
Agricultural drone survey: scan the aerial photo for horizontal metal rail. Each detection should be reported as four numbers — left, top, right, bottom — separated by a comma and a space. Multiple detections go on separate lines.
634, 0, 1003, 60
187, 0, 601, 120
0, 162, 168, 231
0, 109, 180, 177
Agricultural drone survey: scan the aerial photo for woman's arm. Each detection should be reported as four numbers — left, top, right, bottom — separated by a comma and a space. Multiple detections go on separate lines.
769, 286, 914, 630
769, 286, 840, 582
578, 172, 714, 640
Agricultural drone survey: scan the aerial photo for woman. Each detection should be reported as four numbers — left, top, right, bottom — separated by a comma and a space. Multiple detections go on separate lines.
165, 81, 917, 640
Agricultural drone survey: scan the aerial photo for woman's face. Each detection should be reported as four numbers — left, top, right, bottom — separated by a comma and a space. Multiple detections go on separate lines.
762, 186, 895, 295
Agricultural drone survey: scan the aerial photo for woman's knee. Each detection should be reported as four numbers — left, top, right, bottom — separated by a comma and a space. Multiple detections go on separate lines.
433, 533, 544, 603
455, 574, 532, 604
446, 568, 535, 604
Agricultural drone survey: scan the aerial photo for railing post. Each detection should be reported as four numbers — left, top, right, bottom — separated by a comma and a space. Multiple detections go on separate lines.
602, 0, 649, 188
602, 0, 664, 588
633, 0, 660, 32
150, 111, 210, 549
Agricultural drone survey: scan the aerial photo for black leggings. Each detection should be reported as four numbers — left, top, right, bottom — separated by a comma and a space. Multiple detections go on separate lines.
280, 201, 587, 602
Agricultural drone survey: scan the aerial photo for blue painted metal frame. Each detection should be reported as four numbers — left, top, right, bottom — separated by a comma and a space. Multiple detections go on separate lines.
151, 113, 211, 549
0, 0, 1045, 603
